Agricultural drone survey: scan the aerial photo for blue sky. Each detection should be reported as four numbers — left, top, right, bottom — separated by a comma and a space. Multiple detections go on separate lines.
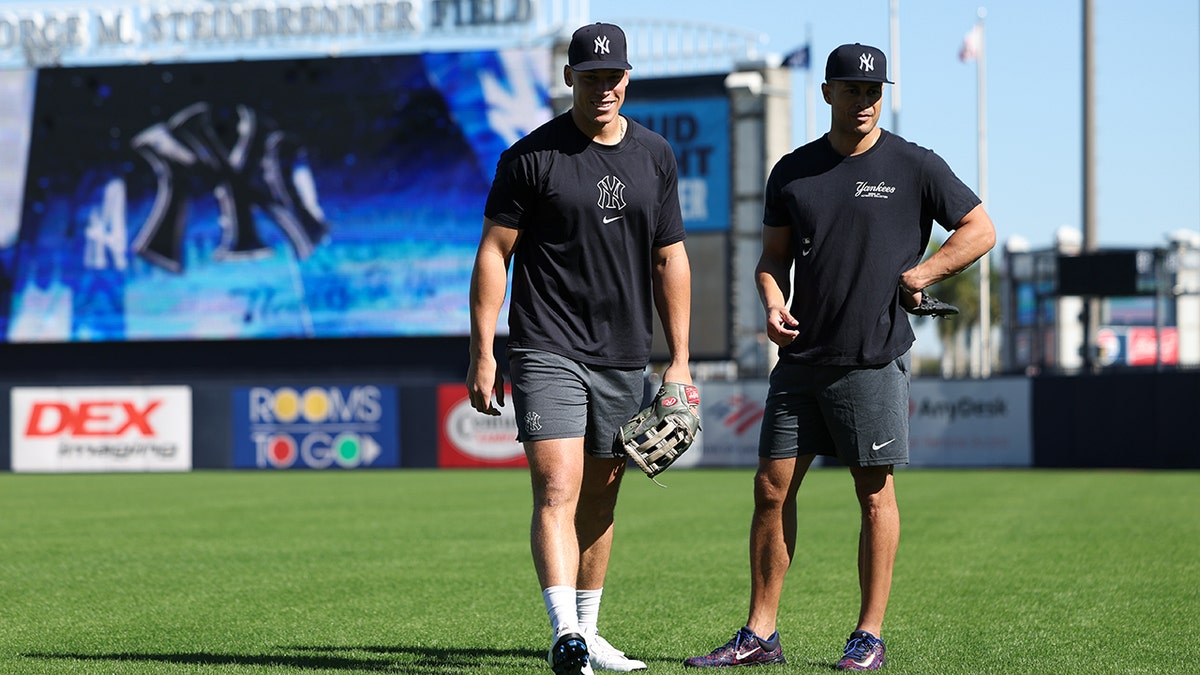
597, 0, 1200, 253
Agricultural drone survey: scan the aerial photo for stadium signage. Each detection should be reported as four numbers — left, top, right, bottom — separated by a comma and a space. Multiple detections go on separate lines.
445, 396, 521, 459
624, 95, 731, 232
231, 385, 401, 469
908, 378, 1031, 467
684, 381, 763, 467
10, 386, 193, 472
913, 396, 1008, 422
0, 0, 538, 68
24, 399, 163, 436
436, 384, 525, 467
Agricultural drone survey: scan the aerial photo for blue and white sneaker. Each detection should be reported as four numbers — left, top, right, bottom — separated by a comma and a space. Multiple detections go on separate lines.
835, 630, 886, 671
683, 626, 785, 668
548, 632, 594, 675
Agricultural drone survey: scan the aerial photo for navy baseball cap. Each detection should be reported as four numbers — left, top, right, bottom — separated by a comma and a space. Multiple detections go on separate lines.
568, 22, 633, 71
825, 43, 893, 83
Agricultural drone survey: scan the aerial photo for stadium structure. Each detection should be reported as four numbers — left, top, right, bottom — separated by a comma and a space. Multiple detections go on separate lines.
0, 0, 1194, 474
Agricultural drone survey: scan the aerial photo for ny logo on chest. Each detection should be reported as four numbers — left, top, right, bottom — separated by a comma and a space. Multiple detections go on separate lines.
597, 175, 626, 210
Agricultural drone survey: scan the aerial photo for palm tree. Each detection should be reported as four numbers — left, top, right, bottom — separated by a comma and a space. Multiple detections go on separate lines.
912, 238, 1001, 376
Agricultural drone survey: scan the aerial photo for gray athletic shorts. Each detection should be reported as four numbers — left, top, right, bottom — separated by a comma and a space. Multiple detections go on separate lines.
759, 352, 911, 467
508, 348, 646, 459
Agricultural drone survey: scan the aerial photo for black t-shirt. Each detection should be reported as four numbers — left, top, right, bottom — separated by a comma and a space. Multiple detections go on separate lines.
485, 113, 685, 368
764, 130, 981, 367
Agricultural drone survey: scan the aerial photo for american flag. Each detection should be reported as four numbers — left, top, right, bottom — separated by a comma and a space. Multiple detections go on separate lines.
959, 24, 982, 62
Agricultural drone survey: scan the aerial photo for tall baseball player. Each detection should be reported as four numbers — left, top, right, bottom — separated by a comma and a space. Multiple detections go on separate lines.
467, 22, 695, 675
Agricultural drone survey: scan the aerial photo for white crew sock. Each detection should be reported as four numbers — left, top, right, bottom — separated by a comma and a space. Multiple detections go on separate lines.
542, 586, 579, 638
576, 588, 603, 634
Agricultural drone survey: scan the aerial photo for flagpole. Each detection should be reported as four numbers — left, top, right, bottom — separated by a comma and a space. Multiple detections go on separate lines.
975, 8, 991, 378
889, 0, 901, 135
1082, 0, 1100, 372
805, 24, 816, 142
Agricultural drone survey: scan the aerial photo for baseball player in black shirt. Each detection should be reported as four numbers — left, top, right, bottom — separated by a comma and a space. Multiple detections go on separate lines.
468, 22, 694, 675
686, 43, 995, 672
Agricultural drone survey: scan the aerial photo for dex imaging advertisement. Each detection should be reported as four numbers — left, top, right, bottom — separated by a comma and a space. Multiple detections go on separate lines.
11, 385, 193, 473
5, 48, 551, 343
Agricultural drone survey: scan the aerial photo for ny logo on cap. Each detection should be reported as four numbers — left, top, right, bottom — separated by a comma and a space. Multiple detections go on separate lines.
594, 35, 610, 55
859, 52, 875, 73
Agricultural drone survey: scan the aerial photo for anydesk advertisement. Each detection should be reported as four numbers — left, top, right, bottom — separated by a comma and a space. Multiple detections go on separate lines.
4, 48, 551, 342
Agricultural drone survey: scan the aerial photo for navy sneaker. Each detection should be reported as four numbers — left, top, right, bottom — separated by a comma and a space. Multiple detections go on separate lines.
683, 626, 785, 668
835, 630, 886, 671
548, 632, 593, 675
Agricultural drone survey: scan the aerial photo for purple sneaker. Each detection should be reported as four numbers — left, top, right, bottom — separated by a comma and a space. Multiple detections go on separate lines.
835, 630, 886, 671
683, 626, 785, 668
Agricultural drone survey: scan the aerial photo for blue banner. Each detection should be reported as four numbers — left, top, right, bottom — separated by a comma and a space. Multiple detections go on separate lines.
231, 384, 400, 469
624, 95, 730, 232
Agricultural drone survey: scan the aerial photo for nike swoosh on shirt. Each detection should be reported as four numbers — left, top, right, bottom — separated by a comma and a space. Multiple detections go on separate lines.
602, 215, 624, 223
872, 439, 896, 450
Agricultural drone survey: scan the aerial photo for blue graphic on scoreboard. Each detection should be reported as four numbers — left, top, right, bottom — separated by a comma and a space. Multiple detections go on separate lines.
5, 48, 551, 343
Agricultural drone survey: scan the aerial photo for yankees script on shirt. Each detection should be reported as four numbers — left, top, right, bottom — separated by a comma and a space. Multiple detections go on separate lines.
484, 112, 685, 368
763, 129, 981, 367
853, 181, 898, 199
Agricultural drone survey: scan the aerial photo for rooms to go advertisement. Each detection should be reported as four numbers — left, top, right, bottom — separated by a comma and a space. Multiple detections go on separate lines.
231, 384, 399, 470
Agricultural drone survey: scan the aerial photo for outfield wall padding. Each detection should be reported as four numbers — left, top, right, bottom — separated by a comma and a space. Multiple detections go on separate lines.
0, 363, 1196, 471
1031, 370, 1200, 469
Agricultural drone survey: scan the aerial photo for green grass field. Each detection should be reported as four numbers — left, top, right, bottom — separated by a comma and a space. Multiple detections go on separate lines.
0, 468, 1196, 674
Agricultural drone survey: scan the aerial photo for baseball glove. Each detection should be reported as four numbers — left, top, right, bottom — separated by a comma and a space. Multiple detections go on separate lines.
904, 292, 959, 318
618, 382, 701, 486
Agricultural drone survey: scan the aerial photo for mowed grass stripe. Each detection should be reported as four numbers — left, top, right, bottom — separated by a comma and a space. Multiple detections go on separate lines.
0, 469, 1195, 673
